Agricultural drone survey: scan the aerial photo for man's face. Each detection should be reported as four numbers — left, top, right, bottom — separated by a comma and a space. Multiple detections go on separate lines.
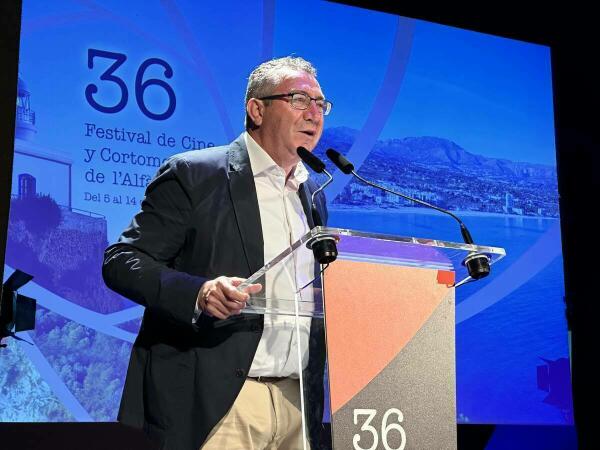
254, 71, 325, 169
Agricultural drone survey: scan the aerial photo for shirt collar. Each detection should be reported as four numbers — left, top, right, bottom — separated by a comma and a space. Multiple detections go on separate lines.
244, 132, 309, 188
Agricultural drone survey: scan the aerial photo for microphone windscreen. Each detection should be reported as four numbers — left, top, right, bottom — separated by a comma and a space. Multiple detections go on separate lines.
326, 148, 354, 174
297, 147, 325, 173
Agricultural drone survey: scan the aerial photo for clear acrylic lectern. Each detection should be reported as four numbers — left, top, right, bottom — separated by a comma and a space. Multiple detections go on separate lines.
237, 226, 505, 450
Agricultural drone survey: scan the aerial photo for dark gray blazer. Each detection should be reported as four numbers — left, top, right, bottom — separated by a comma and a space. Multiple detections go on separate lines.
102, 135, 327, 450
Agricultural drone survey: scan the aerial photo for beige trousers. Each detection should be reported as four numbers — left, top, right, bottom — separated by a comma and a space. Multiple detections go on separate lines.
201, 377, 310, 450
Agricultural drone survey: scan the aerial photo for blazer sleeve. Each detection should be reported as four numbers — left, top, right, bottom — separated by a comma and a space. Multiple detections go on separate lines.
102, 156, 208, 327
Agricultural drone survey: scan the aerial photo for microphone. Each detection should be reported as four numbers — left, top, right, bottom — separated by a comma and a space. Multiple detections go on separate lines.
296, 147, 338, 264
297, 146, 325, 173
297, 147, 332, 226
325, 148, 490, 281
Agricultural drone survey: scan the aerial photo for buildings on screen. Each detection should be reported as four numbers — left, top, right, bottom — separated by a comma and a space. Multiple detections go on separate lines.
13, 75, 72, 209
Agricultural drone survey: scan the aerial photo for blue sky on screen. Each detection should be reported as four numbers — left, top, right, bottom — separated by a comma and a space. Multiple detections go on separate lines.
20, 0, 555, 165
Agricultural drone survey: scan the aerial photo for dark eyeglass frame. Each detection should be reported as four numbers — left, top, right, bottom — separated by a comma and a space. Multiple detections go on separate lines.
258, 92, 333, 116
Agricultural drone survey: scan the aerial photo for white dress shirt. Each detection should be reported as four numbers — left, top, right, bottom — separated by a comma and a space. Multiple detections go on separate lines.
244, 132, 314, 378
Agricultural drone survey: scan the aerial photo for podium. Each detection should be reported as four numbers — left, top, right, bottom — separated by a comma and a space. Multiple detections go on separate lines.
237, 227, 505, 450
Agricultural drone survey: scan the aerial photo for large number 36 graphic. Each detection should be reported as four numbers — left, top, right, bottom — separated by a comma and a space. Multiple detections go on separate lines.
353, 408, 407, 450
85, 48, 176, 120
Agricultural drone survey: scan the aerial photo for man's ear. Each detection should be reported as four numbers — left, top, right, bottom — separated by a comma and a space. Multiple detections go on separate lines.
246, 98, 264, 127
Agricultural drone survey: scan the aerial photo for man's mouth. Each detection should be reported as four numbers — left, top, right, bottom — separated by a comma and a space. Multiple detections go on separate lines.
299, 130, 315, 137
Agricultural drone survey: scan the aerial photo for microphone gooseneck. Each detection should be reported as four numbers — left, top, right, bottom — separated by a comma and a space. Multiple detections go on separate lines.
297, 147, 334, 220
296, 147, 338, 264
325, 148, 490, 280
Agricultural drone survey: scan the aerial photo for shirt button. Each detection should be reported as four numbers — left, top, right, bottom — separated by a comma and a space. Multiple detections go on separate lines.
235, 368, 245, 378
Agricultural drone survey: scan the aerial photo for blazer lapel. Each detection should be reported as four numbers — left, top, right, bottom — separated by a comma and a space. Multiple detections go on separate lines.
227, 136, 264, 276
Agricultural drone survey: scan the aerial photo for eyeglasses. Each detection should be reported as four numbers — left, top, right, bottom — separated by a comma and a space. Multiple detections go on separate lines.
258, 92, 333, 116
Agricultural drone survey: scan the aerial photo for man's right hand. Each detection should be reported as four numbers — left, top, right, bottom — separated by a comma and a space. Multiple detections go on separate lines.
197, 276, 262, 320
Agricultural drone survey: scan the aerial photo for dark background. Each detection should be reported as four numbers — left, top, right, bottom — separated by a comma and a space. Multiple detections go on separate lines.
2, 1, 596, 448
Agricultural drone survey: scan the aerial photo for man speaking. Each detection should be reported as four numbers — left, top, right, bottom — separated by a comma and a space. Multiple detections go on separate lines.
103, 56, 332, 450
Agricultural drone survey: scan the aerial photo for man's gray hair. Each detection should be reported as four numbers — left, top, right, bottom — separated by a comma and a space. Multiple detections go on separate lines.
245, 56, 317, 129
